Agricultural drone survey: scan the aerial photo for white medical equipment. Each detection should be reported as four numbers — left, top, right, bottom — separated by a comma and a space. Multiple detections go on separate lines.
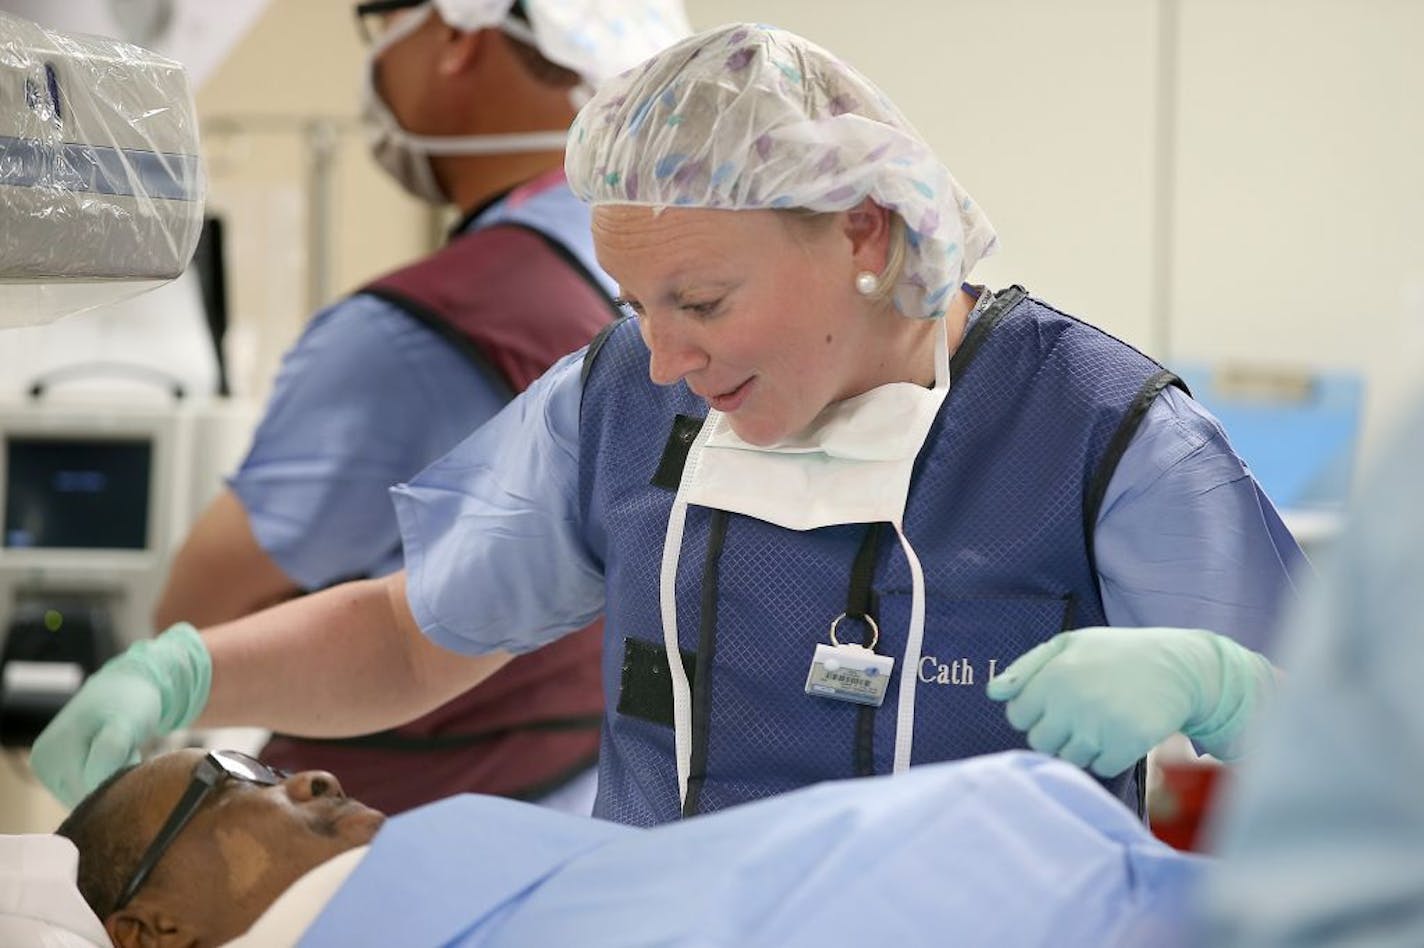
0, 10, 219, 746
0, 390, 258, 745
0, 405, 178, 743
0, 9, 204, 326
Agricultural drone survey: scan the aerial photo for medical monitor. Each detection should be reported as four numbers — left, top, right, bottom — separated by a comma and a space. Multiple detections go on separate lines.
0, 406, 176, 570
4, 436, 152, 550
0, 405, 185, 655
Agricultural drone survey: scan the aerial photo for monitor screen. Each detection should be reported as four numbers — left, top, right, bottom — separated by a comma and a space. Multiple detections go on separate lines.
3, 437, 152, 550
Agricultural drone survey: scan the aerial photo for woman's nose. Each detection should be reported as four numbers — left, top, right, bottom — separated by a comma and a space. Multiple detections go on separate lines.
285, 769, 346, 802
642, 314, 706, 385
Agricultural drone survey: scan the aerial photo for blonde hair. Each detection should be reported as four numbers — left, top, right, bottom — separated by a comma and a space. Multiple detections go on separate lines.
782, 209, 909, 308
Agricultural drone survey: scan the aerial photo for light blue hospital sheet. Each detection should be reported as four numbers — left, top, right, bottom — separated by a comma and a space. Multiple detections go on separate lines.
299, 751, 1204, 947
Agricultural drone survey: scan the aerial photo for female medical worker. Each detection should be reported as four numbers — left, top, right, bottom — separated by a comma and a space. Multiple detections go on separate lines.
33, 23, 1296, 825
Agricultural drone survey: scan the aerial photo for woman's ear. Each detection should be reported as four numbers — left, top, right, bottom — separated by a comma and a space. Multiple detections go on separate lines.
842, 199, 892, 271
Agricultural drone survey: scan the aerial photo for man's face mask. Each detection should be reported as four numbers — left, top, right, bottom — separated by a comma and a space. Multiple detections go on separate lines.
359, 3, 573, 205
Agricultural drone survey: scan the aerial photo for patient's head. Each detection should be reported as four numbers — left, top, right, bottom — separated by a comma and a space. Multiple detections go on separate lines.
56, 748, 385, 947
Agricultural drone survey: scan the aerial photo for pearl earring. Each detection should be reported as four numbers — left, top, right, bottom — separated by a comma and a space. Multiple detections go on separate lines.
854, 271, 880, 296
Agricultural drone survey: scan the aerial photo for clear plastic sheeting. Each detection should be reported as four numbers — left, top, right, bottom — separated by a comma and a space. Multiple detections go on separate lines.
0, 11, 204, 327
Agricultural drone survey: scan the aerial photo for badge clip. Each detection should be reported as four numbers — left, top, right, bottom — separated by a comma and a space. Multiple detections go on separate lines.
804, 613, 895, 707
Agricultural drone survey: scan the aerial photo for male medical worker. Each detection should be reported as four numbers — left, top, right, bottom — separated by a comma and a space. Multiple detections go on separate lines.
151, 0, 690, 814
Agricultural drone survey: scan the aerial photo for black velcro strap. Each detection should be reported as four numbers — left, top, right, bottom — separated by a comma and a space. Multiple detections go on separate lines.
683, 509, 729, 817
651, 414, 706, 490
847, 523, 887, 778
846, 523, 885, 623
617, 636, 696, 728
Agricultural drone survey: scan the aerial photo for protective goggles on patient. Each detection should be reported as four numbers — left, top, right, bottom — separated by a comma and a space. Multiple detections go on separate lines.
113, 751, 289, 911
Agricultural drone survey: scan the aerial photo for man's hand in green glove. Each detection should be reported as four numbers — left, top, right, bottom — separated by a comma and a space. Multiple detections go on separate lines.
29, 622, 212, 806
985, 626, 1276, 778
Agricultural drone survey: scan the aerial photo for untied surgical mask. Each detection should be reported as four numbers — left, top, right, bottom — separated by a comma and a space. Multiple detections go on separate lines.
657, 315, 954, 806
359, 3, 578, 204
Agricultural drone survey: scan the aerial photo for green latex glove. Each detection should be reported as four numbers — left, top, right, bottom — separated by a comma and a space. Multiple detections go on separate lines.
985, 626, 1275, 778
30, 622, 211, 807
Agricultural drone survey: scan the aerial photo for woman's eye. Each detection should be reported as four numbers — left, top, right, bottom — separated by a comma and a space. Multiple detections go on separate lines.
683, 300, 721, 317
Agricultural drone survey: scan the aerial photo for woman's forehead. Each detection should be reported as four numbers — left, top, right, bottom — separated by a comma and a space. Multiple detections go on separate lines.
592, 205, 786, 268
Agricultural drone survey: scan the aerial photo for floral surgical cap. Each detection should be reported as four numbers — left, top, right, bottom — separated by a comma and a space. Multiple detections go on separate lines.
566, 22, 999, 319
433, 0, 691, 87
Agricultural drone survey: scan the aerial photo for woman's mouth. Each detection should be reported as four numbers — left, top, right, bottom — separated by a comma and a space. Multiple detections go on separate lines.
708, 377, 753, 413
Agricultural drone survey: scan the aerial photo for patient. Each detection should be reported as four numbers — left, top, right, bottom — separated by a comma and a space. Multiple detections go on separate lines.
56, 748, 1201, 947
56, 749, 384, 946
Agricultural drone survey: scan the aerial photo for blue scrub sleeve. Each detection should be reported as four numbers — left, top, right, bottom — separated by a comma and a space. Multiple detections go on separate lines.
392, 350, 604, 656
1093, 385, 1306, 660
228, 295, 507, 589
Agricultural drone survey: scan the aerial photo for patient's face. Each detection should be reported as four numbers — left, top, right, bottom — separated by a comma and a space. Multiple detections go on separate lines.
105, 749, 385, 947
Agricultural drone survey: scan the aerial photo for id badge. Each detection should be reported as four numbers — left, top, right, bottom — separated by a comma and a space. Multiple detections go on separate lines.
804, 642, 895, 707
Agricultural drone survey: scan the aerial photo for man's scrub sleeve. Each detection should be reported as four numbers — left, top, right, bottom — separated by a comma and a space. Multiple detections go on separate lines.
229, 295, 506, 587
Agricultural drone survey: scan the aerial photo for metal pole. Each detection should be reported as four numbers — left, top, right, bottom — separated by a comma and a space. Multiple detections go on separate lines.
1151, 0, 1181, 363
304, 118, 341, 313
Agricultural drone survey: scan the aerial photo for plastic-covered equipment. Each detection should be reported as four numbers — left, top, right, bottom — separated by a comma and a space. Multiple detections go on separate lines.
0, 11, 205, 327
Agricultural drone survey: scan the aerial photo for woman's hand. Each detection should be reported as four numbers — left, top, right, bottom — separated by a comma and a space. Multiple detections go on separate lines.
986, 626, 1276, 777
30, 623, 210, 806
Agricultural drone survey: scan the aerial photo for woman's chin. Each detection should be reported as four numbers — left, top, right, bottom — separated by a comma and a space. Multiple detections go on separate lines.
729, 426, 777, 447
725, 411, 790, 447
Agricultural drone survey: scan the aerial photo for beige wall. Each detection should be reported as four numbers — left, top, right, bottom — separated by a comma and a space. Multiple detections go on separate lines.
691, 0, 1163, 349
1172, 0, 1424, 458
685, 0, 1424, 467
205, 0, 1423, 464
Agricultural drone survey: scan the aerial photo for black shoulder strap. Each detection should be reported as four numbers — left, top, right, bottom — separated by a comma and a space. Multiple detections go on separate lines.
581, 315, 633, 388
1082, 369, 1190, 572
949, 285, 1027, 381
